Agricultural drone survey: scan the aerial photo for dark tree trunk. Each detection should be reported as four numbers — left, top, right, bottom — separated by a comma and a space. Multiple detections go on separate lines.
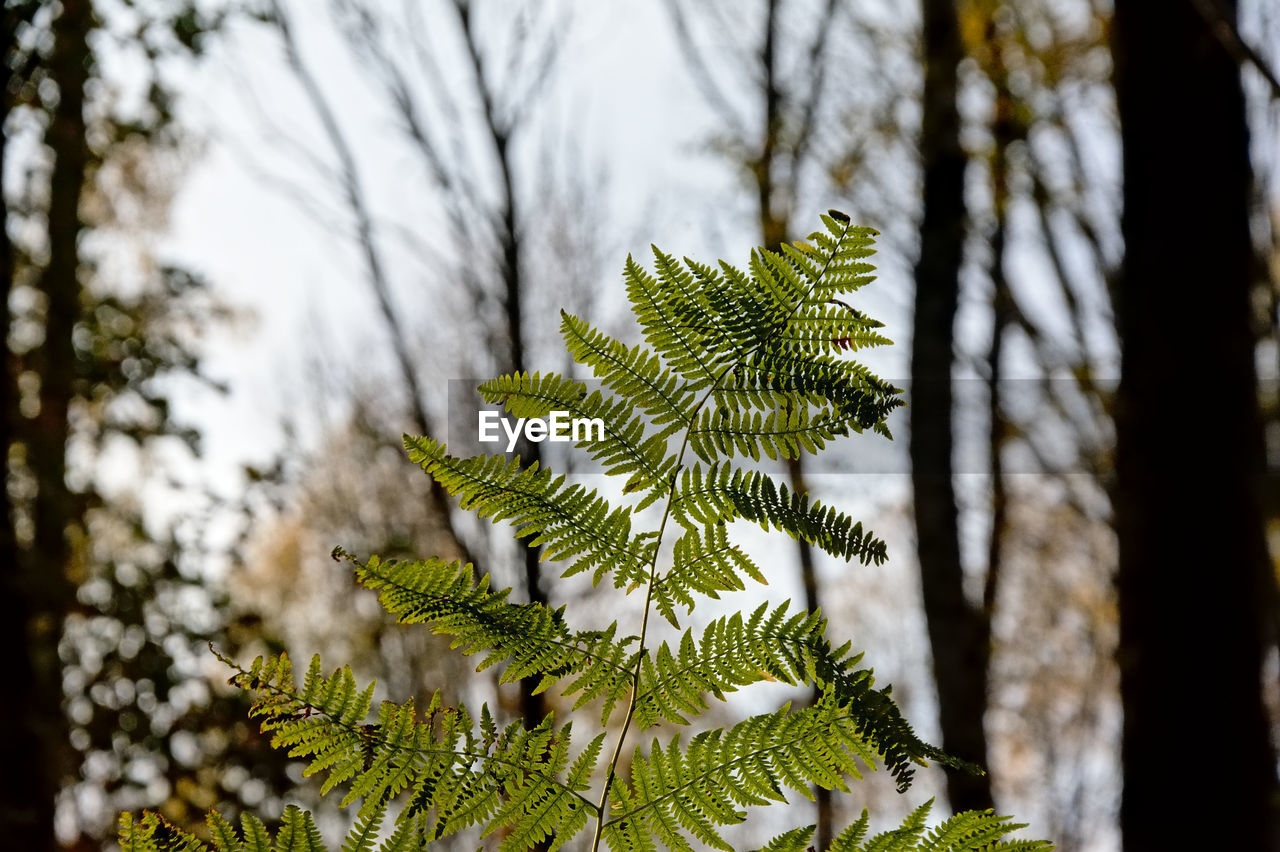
1111, 1, 1278, 848
909, 0, 995, 815
9, 2, 96, 848
0, 5, 40, 847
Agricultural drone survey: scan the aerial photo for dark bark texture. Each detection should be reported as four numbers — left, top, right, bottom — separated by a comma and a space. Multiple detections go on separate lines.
1112, 1, 1279, 848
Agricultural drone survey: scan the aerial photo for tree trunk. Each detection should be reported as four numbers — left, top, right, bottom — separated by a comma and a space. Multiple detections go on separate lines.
10, 1, 96, 848
1111, 1, 1278, 847
909, 0, 995, 815
0, 6, 42, 847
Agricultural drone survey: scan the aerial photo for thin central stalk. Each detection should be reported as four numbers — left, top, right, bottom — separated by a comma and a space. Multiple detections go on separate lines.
588, 406, 702, 852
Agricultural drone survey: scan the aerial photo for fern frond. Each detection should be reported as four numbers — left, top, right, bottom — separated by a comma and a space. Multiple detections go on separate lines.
478, 371, 676, 500
632, 605, 949, 791
232, 814, 272, 852
625, 252, 724, 390
770, 296, 889, 347
405, 436, 656, 587
632, 602, 856, 727
671, 464, 889, 564
827, 810, 872, 851
338, 549, 636, 718
118, 812, 207, 852
118, 807, 324, 852
667, 255, 781, 365
603, 696, 886, 852
124, 212, 1053, 852
795, 213, 879, 300
731, 347, 904, 435
818, 800, 1054, 852
687, 397, 874, 463
278, 806, 327, 852
748, 825, 815, 852
340, 806, 384, 852
207, 812, 243, 851
373, 813, 432, 852
560, 311, 695, 439
619, 214, 875, 401
746, 803, 1053, 852
649, 523, 765, 627
747, 247, 810, 327
215, 652, 604, 850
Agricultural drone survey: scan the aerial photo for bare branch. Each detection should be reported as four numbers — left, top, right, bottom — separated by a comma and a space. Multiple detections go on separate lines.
1190, 0, 1280, 99
266, 0, 475, 567
786, 0, 839, 178
661, 0, 747, 137
506, 5, 569, 130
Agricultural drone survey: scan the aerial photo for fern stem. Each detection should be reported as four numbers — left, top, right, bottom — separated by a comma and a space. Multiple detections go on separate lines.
589, 449, 682, 851
591, 378, 717, 850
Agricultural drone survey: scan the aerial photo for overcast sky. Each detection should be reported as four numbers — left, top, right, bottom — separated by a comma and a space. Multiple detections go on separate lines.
159, 2, 749, 491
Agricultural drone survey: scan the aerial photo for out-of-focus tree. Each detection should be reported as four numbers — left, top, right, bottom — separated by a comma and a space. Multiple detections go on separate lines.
910, 0, 997, 817
223, 0, 606, 757
231, 375, 472, 703
962, 6, 1123, 846
1, 2, 43, 844
2, 2, 297, 847
911, 0, 1129, 843
1112, 0, 1279, 847
922, 1, 1280, 847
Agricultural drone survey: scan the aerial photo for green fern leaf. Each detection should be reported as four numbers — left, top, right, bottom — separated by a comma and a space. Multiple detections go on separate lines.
625, 252, 724, 390
238, 813, 271, 852
748, 824, 816, 852
207, 812, 242, 851
276, 806, 326, 852
117, 812, 207, 852
672, 464, 889, 564
374, 813, 432, 852
813, 800, 1055, 852
338, 549, 637, 722
560, 311, 695, 438
220, 652, 604, 849
405, 436, 656, 587
649, 523, 765, 627
604, 697, 886, 852
632, 602, 871, 729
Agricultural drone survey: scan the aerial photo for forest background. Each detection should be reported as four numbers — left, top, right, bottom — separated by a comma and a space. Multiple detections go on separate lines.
4, 0, 1279, 850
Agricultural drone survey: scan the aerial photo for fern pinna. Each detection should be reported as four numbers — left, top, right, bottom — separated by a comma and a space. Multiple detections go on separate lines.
119, 213, 1050, 851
